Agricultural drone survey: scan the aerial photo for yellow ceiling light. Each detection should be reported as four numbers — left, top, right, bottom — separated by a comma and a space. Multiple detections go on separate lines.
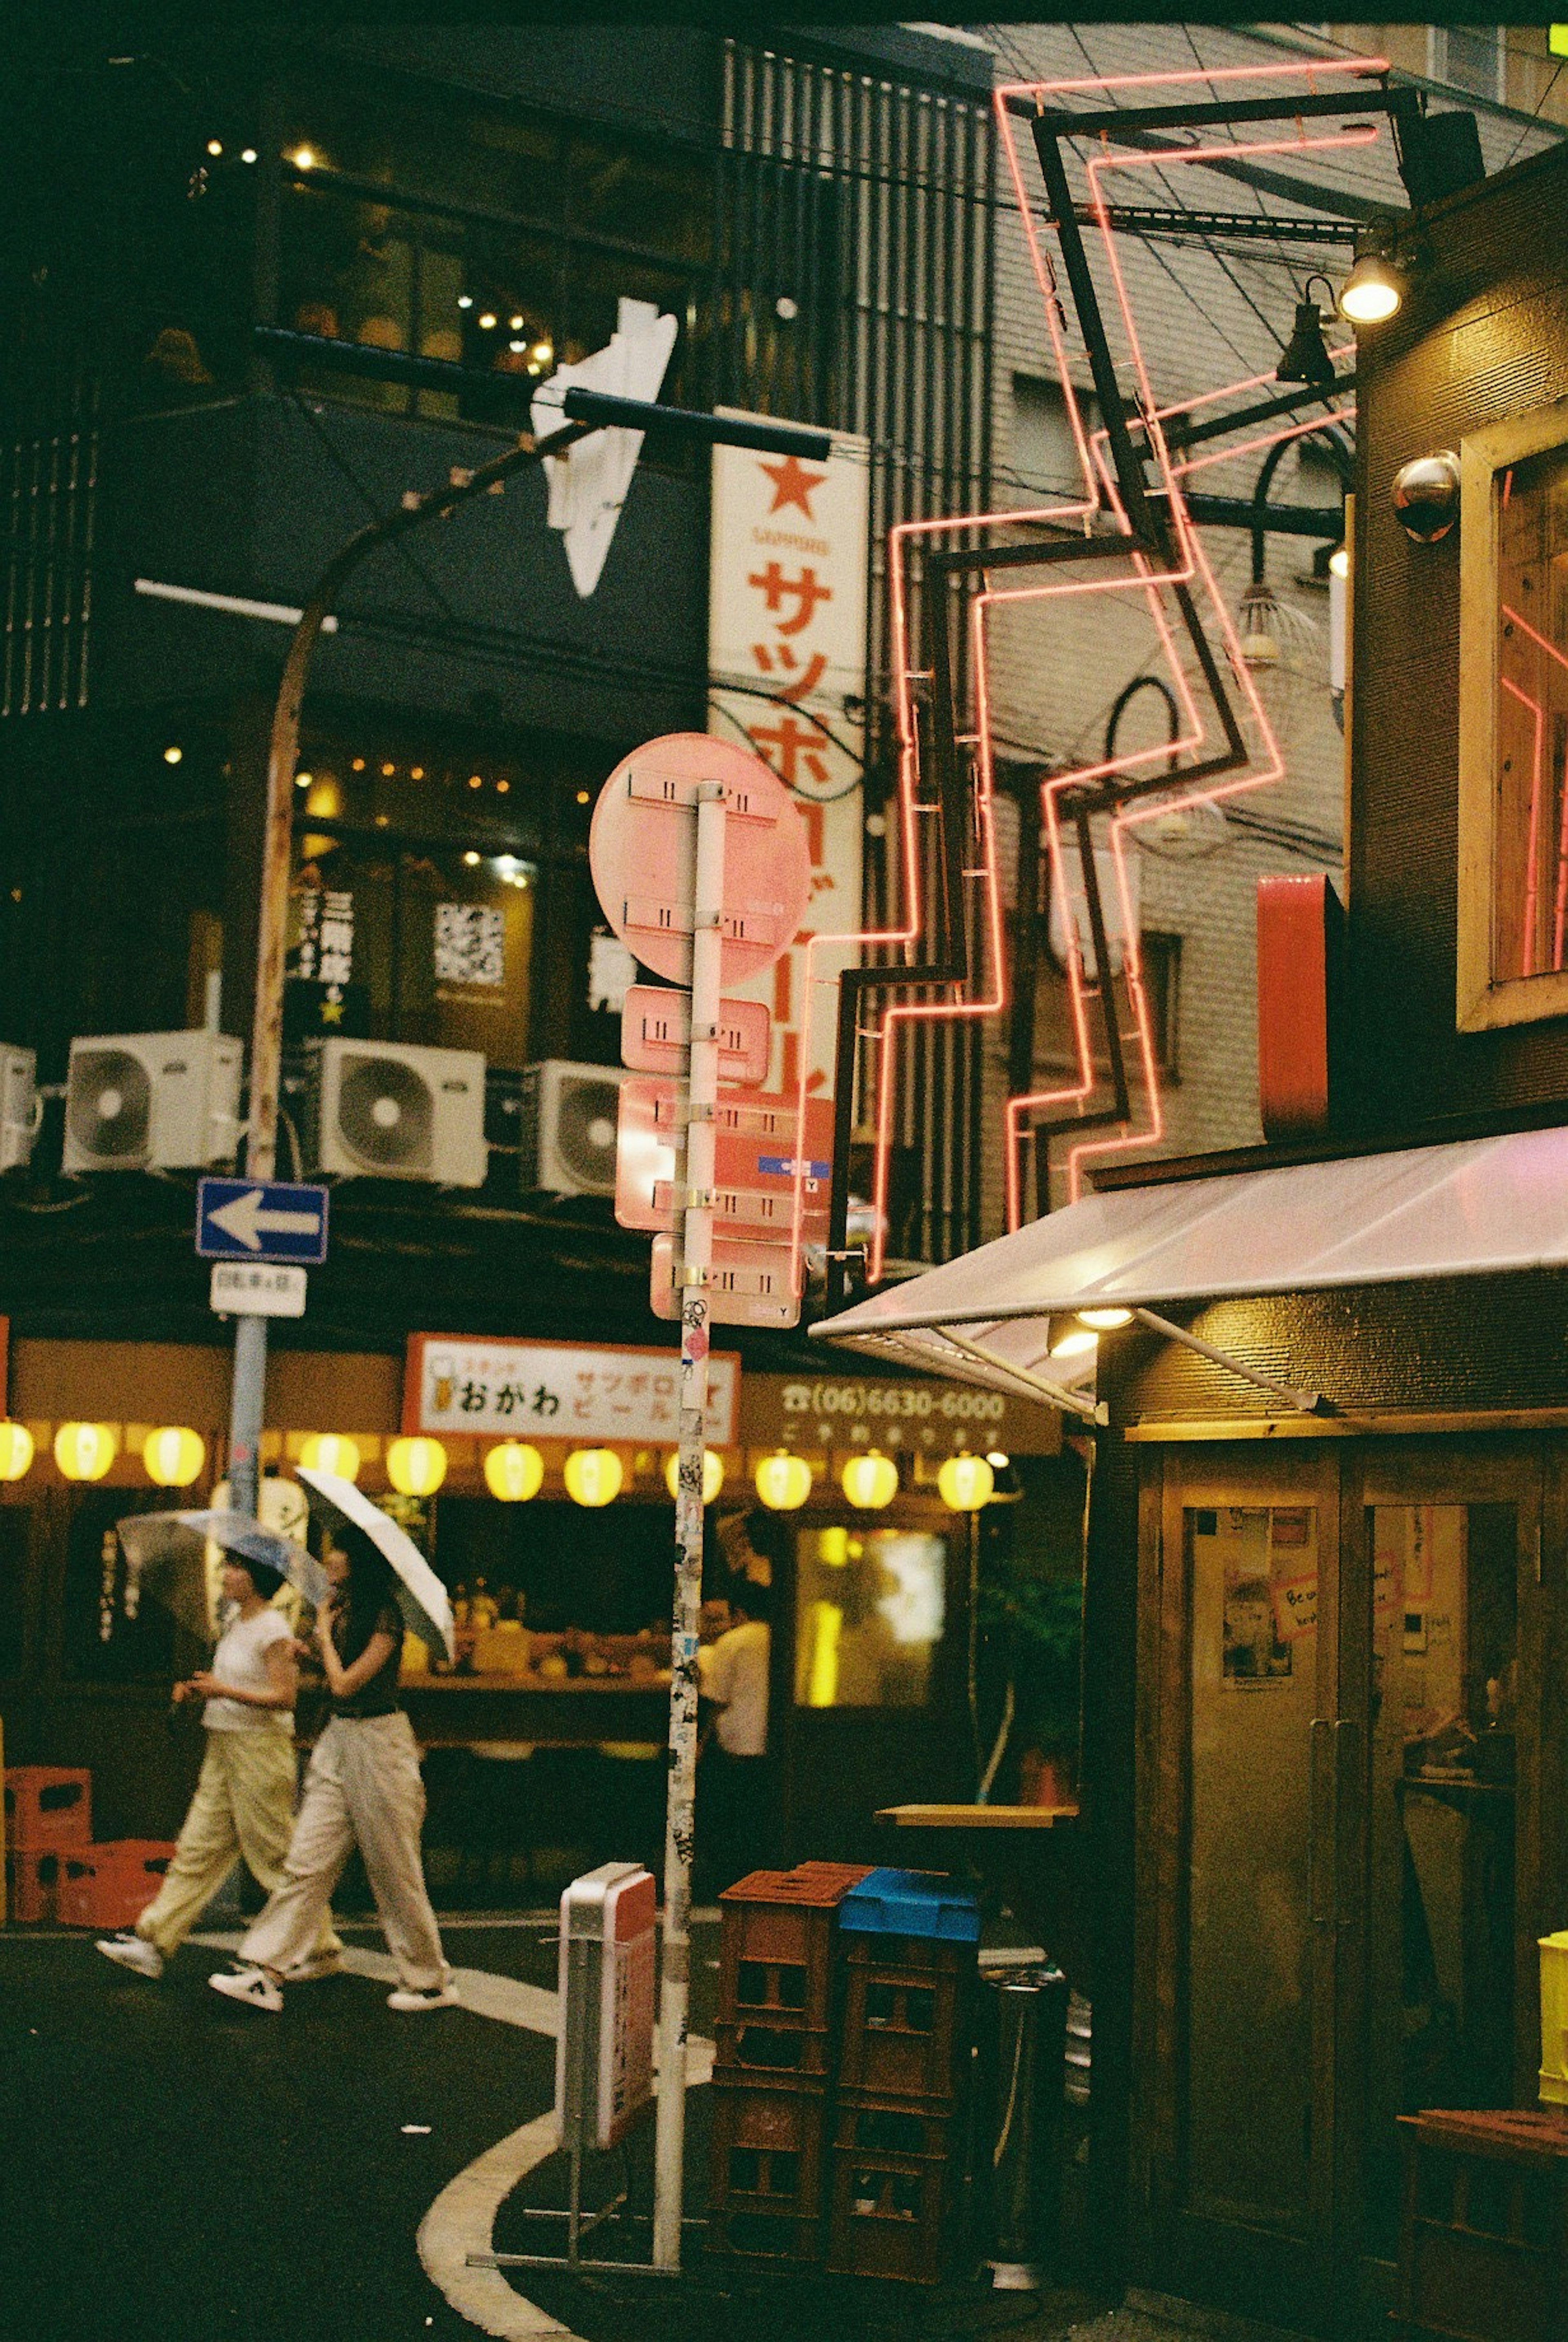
386, 1435, 447, 1497
564, 1447, 622, 1507
938, 1452, 994, 1512
665, 1448, 724, 1505
1328, 544, 1350, 580
754, 1450, 812, 1511
0, 1422, 34, 1482
1050, 1327, 1100, 1361
291, 145, 317, 171
143, 1426, 206, 1489
1077, 1306, 1133, 1330
484, 1441, 544, 1502
54, 1422, 118, 1482
985, 1451, 1009, 1471
1338, 253, 1403, 325
841, 1449, 898, 1510
299, 1432, 361, 1483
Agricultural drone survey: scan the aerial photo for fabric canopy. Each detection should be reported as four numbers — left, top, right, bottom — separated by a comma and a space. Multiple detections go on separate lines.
813, 1125, 1568, 1401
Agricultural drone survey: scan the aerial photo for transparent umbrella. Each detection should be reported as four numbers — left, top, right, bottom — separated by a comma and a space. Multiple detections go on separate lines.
116, 1510, 327, 1643
296, 1467, 455, 1662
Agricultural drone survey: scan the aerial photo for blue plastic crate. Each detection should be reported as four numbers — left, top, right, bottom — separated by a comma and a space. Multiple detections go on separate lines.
837, 1867, 979, 1944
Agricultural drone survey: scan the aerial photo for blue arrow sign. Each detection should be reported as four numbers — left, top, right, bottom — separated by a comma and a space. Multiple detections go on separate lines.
197, 1177, 330, 1265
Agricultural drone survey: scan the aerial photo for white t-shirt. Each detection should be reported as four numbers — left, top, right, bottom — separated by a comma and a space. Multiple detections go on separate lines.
203, 1605, 294, 1735
699, 1619, 770, 1757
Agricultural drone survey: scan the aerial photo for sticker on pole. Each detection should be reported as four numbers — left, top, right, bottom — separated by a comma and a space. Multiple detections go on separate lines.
197, 1177, 330, 1264
588, 734, 811, 989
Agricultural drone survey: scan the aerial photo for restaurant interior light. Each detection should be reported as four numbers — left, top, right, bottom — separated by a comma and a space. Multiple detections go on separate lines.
206, 140, 223, 158
841, 1450, 898, 1510
1078, 1307, 1134, 1330
0, 1422, 34, 1482
290, 145, 317, 171
665, 1448, 724, 1505
564, 1447, 622, 1507
1338, 252, 1403, 325
163, 746, 182, 765
484, 1441, 544, 1502
754, 1450, 812, 1511
1328, 544, 1350, 579
299, 1432, 361, 1483
938, 1452, 994, 1513
55, 1422, 118, 1482
387, 1435, 447, 1497
241, 149, 257, 165
143, 1426, 205, 1488
986, 1451, 1010, 1470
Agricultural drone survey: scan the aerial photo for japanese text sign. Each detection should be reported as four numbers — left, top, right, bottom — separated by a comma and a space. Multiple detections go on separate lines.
404, 1334, 739, 1446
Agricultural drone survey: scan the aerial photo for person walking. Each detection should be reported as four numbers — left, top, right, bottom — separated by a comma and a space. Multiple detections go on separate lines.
96, 1553, 342, 1982
209, 1533, 456, 2015
698, 1521, 777, 1894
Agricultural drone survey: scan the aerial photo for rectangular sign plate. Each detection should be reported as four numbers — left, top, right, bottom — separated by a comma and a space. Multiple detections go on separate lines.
616, 1077, 833, 1240
198, 1177, 330, 1264
650, 1232, 802, 1330
209, 1262, 308, 1318
619, 985, 771, 1085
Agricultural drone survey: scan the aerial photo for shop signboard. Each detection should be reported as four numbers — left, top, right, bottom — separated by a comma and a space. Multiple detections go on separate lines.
737, 1370, 1063, 1457
403, 1333, 739, 1446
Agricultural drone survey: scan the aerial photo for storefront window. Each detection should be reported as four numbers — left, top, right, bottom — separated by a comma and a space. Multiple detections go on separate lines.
793, 1526, 947, 1709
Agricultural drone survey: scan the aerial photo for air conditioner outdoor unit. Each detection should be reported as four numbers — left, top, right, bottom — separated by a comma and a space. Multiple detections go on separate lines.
0, 1044, 38, 1172
311, 1038, 487, 1187
62, 1030, 243, 1173
519, 1060, 627, 1197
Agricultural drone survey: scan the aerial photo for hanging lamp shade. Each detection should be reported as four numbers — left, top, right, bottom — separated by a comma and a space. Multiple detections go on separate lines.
841, 1450, 898, 1510
299, 1433, 361, 1484
564, 1447, 622, 1507
387, 1436, 447, 1497
54, 1422, 118, 1482
938, 1452, 994, 1513
0, 1422, 34, 1482
1275, 298, 1336, 388
665, 1448, 724, 1505
143, 1426, 206, 1489
754, 1450, 812, 1511
484, 1441, 544, 1502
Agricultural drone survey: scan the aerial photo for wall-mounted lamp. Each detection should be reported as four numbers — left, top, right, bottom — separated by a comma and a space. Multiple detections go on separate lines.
1339, 252, 1404, 326
1276, 277, 1338, 388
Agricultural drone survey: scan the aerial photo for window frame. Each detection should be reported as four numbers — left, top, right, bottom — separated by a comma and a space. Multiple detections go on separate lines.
1456, 394, 1568, 1031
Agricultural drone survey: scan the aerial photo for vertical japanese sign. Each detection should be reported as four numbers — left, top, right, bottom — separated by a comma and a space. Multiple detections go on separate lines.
708, 418, 869, 1095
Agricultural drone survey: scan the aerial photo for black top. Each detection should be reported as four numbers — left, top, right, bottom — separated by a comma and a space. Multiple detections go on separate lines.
329, 1594, 404, 1719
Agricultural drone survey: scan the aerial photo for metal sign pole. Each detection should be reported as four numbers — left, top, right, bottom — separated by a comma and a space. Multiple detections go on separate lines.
652, 778, 726, 2271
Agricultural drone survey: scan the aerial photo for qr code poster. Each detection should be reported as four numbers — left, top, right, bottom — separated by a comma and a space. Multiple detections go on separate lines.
434, 902, 505, 989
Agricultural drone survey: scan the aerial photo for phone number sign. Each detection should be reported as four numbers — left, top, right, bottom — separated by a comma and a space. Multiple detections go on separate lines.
737, 1372, 1060, 1454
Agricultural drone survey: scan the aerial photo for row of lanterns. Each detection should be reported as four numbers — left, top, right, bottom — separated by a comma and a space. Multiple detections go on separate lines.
0, 1419, 1002, 1513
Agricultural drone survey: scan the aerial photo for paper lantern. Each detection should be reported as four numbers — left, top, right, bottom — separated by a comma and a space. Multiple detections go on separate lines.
754, 1450, 812, 1511
664, 1448, 724, 1505
54, 1422, 118, 1482
0, 1422, 34, 1482
299, 1432, 361, 1483
484, 1441, 543, 1503
938, 1452, 994, 1513
143, 1426, 206, 1489
564, 1447, 622, 1508
387, 1435, 447, 1497
841, 1449, 898, 1510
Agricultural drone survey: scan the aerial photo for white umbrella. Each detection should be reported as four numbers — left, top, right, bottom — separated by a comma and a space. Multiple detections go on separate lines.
296, 1467, 455, 1662
117, 1511, 327, 1641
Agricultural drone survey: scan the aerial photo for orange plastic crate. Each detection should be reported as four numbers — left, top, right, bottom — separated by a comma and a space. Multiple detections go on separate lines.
57, 1841, 176, 1931
6, 1845, 62, 1924
4, 1767, 91, 1850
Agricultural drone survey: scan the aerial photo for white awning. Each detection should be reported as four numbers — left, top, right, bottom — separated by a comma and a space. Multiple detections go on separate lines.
813, 1125, 1568, 1408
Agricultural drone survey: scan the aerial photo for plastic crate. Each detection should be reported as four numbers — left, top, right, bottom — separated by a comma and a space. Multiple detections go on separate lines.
825, 2146, 952, 2284
713, 2016, 833, 2081
4, 1767, 91, 1850
57, 1841, 176, 1931
1397, 2110, 1568, 2342
838, 1945, 969, 2105
5, 1845, 62, 1924
1541, 1931, 1568, 2107
710, 2079, 829, 2222
838, 1867, 979, 1946
718, 1869, 854, 2033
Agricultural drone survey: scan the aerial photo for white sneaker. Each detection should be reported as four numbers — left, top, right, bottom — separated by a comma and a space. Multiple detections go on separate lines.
208, 1965, 283, 2013
283, 1950, 343, 1981
387, 1981, 460, 2013
96, 1932, 163, 1980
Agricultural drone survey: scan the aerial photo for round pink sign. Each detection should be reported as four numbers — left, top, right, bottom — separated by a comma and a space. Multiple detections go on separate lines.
589, 732, 812, 989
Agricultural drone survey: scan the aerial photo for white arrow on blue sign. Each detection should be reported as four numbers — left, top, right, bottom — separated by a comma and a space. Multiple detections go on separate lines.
197, 1177, 330, 1265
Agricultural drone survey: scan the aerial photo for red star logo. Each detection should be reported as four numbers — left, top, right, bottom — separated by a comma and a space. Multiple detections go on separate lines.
760, 454, 829, 518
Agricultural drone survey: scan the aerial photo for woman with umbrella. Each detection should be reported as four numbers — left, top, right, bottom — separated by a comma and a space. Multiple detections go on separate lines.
97, 1541, 343, 1982
209, 1470, 457, 2015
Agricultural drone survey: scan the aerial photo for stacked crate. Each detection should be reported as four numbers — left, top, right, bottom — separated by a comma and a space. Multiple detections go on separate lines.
4, 1766, 92, 1924
826, 1868, 980, 2284
708, 1863, 870, 2264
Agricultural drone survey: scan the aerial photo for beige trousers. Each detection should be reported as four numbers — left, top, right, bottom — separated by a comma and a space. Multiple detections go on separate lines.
136, 1729, 341, 1961
241, 1711, 448, 1993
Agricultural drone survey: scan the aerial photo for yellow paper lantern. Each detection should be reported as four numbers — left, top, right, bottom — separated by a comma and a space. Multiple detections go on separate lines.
300, 1432, 361, 1483
0, 1422, 34, 1482
484, 1441, 544, 1502
664, 1448, 724, 1505
754, 1450, 812, 1511
564, 1447, 623, 1507
938, 1452, 994, 1513
841, 1449, 898, 1510
143, 1426, 206, 1489
54, 1422, 118, 1482
386, 1435, 447, 1497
